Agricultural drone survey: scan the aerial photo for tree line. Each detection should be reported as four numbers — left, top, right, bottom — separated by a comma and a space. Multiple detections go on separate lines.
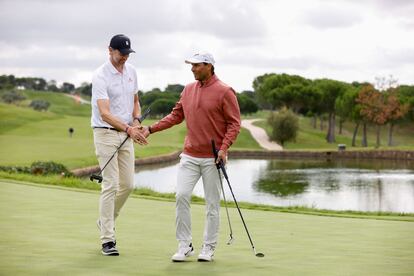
253, 73, 414, 147
2, 73, 413, 147
0, 74, 259, 115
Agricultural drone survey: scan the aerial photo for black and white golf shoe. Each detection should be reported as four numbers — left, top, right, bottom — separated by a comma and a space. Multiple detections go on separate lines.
101, 241, 119, 256
171, 243, 194, 262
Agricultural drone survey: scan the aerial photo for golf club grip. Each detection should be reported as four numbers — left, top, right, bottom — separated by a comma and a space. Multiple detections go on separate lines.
211, 140, 219, 160
139, 107, 151, 122
211, 140, 229, 179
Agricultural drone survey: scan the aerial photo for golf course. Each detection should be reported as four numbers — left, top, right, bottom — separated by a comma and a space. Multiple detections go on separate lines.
1, 180, 413, 275
1, 90, 414, 275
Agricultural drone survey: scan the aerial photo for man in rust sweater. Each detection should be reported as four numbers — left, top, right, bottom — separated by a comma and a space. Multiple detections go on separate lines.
143, 52, 241, 262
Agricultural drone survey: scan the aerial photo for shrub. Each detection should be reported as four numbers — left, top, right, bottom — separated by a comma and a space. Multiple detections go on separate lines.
268, 108, 299, 146
30, 161, 73, 176
0, 165, 31, 174
1, 91, 26, 103
0, 162, 73, 177
29, 100, 50, 111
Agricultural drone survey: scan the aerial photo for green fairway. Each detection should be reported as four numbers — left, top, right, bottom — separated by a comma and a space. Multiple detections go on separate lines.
1, 181, 413, 275
0, 100, 261, 169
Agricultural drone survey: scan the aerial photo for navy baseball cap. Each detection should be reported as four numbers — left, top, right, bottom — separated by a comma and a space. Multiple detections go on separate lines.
109, 34, 135, 55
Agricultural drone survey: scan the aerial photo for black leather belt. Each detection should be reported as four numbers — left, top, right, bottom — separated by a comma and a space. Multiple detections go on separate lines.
93, 127, 119, 131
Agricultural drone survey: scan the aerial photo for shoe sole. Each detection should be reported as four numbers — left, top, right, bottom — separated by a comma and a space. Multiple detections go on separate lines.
102, 249, 119, 256
197, 257, 213, 262
171, 251, 194, 262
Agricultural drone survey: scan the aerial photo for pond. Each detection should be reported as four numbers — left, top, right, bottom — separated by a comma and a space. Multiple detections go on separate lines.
134, 158, 414, 213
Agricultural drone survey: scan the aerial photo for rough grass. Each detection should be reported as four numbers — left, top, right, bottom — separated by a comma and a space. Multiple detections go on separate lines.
1, 180, 414, 276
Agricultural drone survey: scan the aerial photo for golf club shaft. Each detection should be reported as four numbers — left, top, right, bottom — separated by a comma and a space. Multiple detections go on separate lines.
221, 164, 258, 253
95, 108, 151, 177
218, 169, 233, 241
98, 136, 129, 173
211, 139, 262, 256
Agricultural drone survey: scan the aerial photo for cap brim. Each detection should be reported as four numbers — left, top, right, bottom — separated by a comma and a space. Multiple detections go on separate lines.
185, 58, 203, 64
119, 48, 135, 55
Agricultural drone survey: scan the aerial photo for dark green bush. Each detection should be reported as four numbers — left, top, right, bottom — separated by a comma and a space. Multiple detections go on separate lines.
0, 165, 31, 174
0, 161, 73, 177
268, 108, 299, 146
30, 161, 73, 176
29, 100, 50, 111
1, 91, 26, 103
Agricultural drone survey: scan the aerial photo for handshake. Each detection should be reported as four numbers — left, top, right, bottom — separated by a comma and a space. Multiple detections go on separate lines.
126, 125, 151, 145
126, 107, 151, 145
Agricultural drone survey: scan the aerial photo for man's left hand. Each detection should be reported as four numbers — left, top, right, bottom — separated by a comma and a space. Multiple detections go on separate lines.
216, 150, 227, 165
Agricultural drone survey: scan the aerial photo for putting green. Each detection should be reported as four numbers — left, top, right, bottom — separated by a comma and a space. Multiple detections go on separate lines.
1, 181, 413, 275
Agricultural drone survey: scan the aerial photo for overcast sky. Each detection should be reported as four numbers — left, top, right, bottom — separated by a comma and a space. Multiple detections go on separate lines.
1, 0, 413, 92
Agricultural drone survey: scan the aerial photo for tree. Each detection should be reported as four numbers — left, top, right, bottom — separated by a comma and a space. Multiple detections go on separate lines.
253, 73, 310, 110
268, 108, 299, 146
0, 75, 16, 90
398, 85, 414, 121
385, 88, 409, 146
61, 82, 75, 93
165, 84, 184, 94
15, 77, 47, 90
314, 79, 349, 143
356, 84, 388, 148
237, 93, 259, 114
336, 87, 361, 145
76, 82, 92, 97
47, 80, 59, 92
150, 98, 176, 116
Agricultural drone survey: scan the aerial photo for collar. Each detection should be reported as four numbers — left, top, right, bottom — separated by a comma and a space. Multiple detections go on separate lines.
107, 60, 126, 75
198, 74, 218, 88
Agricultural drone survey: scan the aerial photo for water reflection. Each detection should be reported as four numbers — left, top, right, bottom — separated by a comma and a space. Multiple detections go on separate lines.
134, 158, 414, 213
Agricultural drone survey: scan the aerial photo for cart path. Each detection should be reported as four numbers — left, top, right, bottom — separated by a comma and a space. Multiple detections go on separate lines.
241, 119, 283, 151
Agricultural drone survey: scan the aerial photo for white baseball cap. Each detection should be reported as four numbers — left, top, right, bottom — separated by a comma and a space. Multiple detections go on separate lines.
185, 52, 215, 65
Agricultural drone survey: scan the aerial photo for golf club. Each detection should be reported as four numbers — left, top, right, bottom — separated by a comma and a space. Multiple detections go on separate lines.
211, 140, 265, 258
212, 142, 234, 245
90, 108, 151, 183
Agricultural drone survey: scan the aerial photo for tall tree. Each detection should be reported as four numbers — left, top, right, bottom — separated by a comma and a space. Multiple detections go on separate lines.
253, 73, 310, 110
336, 87, 361, 146
385, 88, 409, 146
356, 84, 388, 148
314, 79, 349, 143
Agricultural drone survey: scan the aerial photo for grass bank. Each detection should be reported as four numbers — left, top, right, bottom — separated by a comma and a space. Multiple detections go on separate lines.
1, 180, 413, 275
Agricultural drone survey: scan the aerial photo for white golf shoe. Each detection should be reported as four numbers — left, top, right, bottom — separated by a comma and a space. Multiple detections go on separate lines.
171, 243, 194, 262
197, 244, 215, 262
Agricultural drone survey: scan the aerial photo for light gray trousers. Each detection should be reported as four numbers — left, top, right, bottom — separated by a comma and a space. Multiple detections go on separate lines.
176, 153, 221, 247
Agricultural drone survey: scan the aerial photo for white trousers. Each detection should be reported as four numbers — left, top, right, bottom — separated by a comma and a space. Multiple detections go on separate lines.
93, 128, 135, 244
176, 153, 221, 247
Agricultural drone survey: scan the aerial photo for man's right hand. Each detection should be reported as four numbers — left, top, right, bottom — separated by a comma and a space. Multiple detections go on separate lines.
127, 126, 148, 145
141, 126, 151, 138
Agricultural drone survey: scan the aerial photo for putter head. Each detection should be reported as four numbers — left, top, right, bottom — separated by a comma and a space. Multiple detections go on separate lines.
90, 174, 103, 183
227, 235, 234, 245
256, 253, 265, 257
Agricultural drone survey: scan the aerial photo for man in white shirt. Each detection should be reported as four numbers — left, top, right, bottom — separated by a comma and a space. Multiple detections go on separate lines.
91, 34, 147, 256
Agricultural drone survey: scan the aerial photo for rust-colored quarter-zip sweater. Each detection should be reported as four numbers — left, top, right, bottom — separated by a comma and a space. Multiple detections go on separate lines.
150, 74, 241, 158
